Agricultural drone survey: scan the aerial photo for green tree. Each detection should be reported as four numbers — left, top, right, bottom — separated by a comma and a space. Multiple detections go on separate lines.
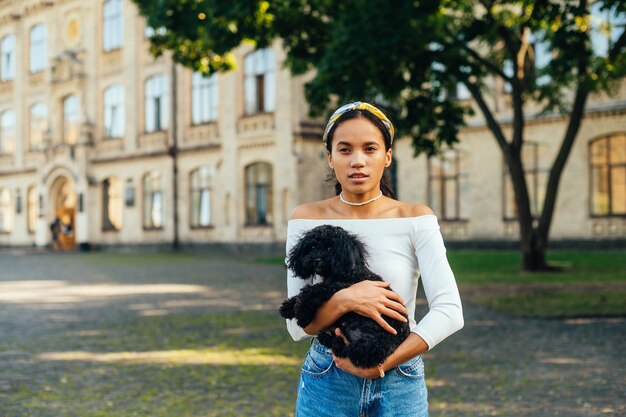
132, 0, 626, 271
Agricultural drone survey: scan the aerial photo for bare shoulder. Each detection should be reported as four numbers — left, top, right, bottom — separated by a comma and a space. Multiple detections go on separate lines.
290, 199, 335, 220
391, 201, 435, 218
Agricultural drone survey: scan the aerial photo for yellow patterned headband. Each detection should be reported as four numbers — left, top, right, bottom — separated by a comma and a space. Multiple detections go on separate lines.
322, 101, 395, 146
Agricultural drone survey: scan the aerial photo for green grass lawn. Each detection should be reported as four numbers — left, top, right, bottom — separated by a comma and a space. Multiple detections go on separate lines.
257, 250, 626, 317
4, 311, 309, 417
446, 250, 625, 284
2, 251, 623, 416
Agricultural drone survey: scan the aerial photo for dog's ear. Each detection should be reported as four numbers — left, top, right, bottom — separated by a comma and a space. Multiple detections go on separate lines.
287, 231, 316, 278
330, 229, 369, 276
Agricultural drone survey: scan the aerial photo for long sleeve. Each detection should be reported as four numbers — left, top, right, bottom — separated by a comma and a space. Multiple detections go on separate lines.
412, 220, 464, 349
285, 224, 316, 342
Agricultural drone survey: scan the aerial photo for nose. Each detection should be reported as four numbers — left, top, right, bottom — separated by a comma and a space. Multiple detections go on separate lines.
350, 151, 365, 168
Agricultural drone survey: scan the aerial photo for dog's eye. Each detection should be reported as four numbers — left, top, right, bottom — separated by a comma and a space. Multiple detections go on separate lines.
326, 247, 332, 251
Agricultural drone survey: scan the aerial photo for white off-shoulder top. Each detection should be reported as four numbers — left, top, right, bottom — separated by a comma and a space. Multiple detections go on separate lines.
285, 215, 464, 350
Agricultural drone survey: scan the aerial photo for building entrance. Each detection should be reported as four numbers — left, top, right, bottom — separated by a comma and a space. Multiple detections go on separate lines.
50, 176, 77, 250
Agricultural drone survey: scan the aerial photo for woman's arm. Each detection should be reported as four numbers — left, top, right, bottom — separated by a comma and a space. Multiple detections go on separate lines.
332, 332, 428, 379
302, 280, 409, 336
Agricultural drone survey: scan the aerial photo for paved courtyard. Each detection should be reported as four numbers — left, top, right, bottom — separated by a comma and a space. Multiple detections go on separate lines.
0, 250, 623, 416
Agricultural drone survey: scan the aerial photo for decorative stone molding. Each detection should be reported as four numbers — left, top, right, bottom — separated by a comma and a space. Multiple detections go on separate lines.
591, 218, 626, 237
237, 113, 275, 136
238, 140, 275, 150
240, 224, 275, 242
29, 72, 45, 90
440, 221, 470, 240
97, 137, 124, 153
50, 143, 75, 161
0, 81, 13, 97
296, 120, 324, 141
0, 153, 14, 171
101, 49, 123, 74
51, 49, 86, 84
24, 151, 45, 168
138, 131, 168, 152
185, 123, 218, 145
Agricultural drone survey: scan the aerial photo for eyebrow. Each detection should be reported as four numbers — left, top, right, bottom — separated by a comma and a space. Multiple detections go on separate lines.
334, 140, 381, 147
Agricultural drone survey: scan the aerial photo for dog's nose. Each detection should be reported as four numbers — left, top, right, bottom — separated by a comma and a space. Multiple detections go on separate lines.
314, 258, 322, 265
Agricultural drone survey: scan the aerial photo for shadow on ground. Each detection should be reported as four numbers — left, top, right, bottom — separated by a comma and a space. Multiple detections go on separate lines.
0, 252, 623, 416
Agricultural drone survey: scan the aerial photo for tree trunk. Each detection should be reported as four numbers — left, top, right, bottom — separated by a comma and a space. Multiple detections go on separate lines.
522, 246, 547, 271
520, 230, 554, 272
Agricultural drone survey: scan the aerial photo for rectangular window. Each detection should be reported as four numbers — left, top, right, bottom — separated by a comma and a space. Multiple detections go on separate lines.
29, 24, 47, 73
0, 110, 15, 154
1, 35, 15, 81
0, 188, 13, 233
190, 166, 213, 227
428, 150, 469, 221
245, 163, 273, 225
104, 85, 125, 138
590, 135, 626, 216
145, 75, 168, 132
27, 186, 38, 234
63, 95, 80, 145
191, 72, 218, 124
503, 142, 549, 220
244, 49, 275, 115
143, 172, 165, 229
102, 178, 122, 231
30, 103, 47, 151
103, 0, 124, 51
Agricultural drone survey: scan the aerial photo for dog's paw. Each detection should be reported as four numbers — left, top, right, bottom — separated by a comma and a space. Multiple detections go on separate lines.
279, 297, 297, 319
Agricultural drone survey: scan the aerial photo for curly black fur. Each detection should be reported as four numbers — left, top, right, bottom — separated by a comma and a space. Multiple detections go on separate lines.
280, 225, 410, 369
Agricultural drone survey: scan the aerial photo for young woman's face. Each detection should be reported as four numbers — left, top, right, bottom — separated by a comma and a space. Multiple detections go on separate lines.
327, 117, 392, 197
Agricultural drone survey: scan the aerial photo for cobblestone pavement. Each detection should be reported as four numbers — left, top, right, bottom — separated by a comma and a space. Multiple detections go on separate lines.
0, 251, 624, 417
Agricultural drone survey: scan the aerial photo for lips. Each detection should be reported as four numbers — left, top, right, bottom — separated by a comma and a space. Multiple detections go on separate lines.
347, 173, 369, 183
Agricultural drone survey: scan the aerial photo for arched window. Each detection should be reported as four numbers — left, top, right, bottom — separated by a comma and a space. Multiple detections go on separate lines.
104, 84, 125, 138
29, 24, 47, 73
590, 134, 626, 216
192, 72, 218, 124
245, 162, 273, 225
143, 171, 164, 229
27, 186, 38, 234
502, 141, 548, 220
145, 75, 168, 132
103, 0, 123, 51
0, 110, 15, 154
0, 188, 13, 233
428, 149, 469, 221
63, 95, 80, 145
243, 49, 275, 115
190, 166, 214, 227
102, 177, 122, 231
30, 103, 47, 151
1, 34, 15, 81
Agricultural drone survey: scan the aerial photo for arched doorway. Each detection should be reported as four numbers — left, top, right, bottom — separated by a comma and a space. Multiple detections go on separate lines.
50, 176, 77, 250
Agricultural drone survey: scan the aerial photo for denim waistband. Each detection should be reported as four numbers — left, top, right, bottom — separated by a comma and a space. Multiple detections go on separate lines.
310, 337, 333, 355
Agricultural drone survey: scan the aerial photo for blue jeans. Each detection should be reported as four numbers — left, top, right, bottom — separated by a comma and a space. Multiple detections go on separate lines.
296, 339, 429, 417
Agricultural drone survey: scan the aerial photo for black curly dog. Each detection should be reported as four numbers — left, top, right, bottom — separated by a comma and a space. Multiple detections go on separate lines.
280, 225, 410, 369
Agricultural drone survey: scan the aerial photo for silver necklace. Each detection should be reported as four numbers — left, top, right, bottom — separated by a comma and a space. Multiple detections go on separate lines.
339, 191, 383, 206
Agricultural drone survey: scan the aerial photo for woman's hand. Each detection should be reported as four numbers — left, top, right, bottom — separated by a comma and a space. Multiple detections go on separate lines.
333, 354, 381, 379
337, 280, 408, 334
332, 328, 383, 379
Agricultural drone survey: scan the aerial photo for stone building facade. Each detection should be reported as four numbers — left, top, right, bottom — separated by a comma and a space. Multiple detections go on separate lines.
0, 0, 624, 250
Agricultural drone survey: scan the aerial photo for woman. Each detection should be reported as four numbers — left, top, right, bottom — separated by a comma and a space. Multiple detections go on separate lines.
285, 102, 464, 417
